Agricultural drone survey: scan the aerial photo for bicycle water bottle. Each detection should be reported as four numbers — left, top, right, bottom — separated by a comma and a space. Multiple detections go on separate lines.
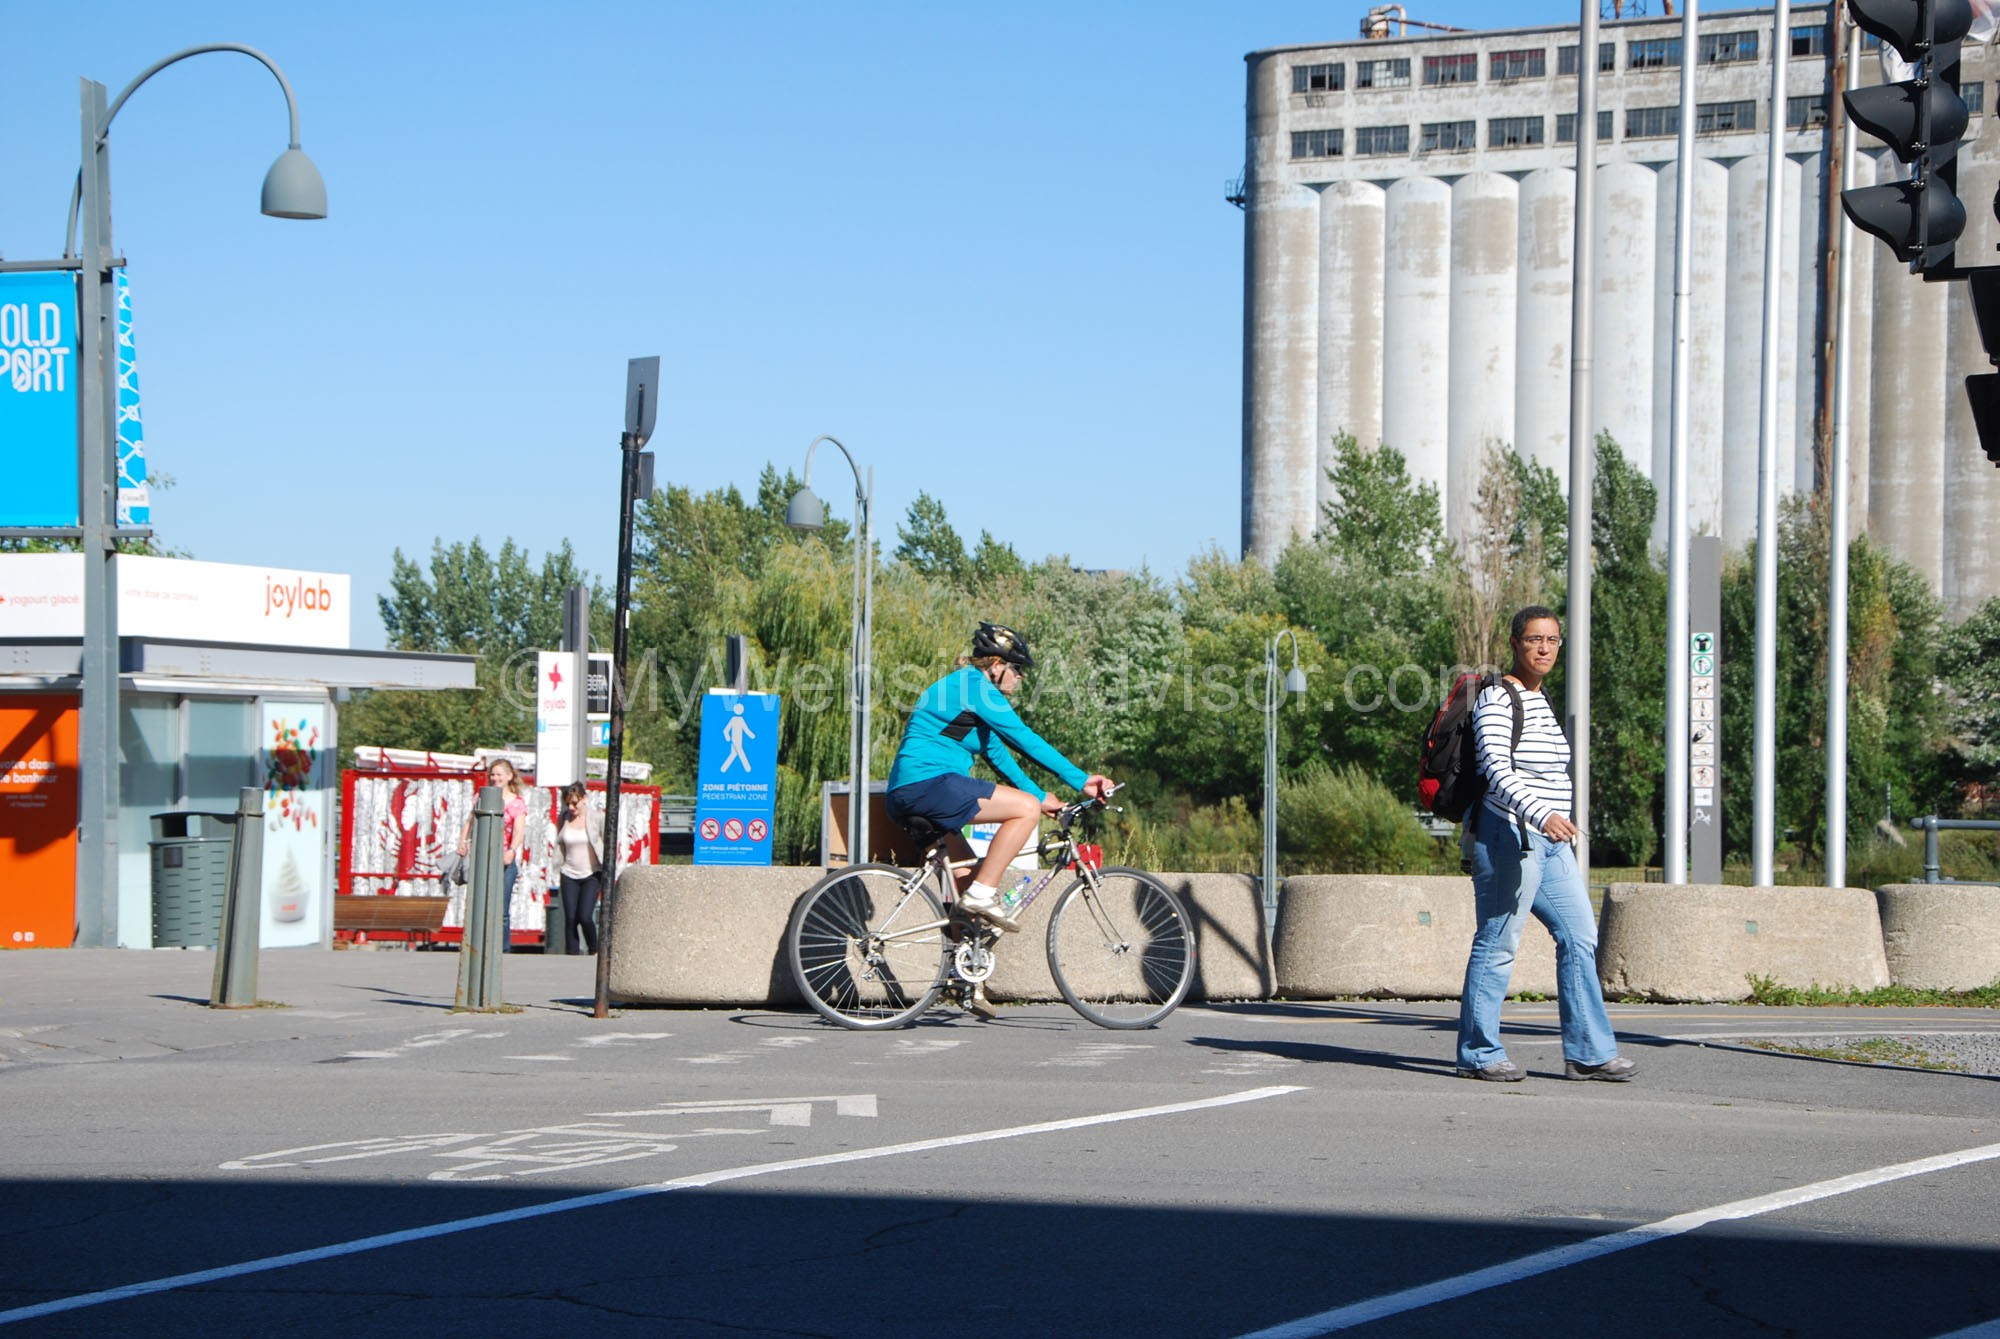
1000, 872, 1033, 912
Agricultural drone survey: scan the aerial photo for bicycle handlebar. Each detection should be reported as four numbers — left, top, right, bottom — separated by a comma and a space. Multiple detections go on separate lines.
1055, 783, 1123, 833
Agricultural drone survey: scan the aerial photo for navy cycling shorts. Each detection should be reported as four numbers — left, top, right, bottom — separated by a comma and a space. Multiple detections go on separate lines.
886, 774, 995, 832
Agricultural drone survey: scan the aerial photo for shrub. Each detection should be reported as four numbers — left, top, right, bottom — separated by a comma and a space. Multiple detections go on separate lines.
1280, 762, 1444, 874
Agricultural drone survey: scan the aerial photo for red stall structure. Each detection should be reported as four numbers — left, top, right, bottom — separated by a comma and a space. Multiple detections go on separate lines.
337, 747, 658, 948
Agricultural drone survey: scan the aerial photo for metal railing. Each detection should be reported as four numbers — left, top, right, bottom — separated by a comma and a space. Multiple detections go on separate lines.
1915, 816, 2000, 886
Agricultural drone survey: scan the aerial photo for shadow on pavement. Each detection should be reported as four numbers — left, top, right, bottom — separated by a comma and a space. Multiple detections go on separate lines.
1, 1177, 1995, 1338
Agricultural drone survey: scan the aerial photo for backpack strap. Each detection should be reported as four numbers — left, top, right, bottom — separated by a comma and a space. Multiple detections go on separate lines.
1499, 675, 1530, 854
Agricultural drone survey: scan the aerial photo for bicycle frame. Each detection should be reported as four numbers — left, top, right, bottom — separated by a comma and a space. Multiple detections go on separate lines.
862, 803, 1105, 963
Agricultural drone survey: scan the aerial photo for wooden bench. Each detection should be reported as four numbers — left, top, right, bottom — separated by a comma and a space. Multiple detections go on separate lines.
334, 895, 451, 948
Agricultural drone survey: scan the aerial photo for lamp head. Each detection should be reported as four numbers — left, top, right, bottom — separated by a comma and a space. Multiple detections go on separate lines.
786, 487, 825, 532
261, 146, 327, 220
1285, 667, 1308, 697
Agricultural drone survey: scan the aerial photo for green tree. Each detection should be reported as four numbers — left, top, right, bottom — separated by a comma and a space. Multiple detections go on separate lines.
623, 466, 818, 788
1276, 435, 1454, 781
1319, 433, 1447, 575
1939, 597, 2000, 796
341, 537, 592, 762
1584, 435, 1667, 866
894, 492, 967, 584
1447, 444, 1564, 671
1719, 501, 1949, 865
968, 531, 1027, 588
379, 537, 588, 654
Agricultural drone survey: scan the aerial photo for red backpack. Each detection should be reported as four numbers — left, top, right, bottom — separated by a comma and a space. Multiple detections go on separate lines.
1418, 673, 1523, 822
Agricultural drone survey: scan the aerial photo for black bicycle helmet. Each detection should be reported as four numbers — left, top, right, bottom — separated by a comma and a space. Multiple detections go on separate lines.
972, 621, 1034, 668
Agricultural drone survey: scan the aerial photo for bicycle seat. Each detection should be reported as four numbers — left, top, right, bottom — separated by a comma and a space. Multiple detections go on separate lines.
895, 813, 956, 852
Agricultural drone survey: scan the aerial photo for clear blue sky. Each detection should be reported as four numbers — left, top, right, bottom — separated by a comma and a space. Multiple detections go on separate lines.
4, 1, 1762, 647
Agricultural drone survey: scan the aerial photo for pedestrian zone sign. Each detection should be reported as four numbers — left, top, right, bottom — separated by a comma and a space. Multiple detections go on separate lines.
693, 690, 779, 865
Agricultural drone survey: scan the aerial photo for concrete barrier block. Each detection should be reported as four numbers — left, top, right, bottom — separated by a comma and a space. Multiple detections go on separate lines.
988, 870, 1272, 1004
608, 863, 1276, 1009
606, 864, 807, 1005
1272, 875, 1556, 1000
1173, 873, 1276, 1002
1876, 884, 2000, 991
1597, 883, 1890, 1002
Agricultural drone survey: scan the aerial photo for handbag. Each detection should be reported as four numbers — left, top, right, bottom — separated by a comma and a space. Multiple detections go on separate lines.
439, 849, 468, 887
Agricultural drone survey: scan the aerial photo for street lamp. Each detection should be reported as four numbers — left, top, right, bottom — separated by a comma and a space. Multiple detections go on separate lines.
1262, 629, 1309, 930
11, 45, 325, 946
787, 436, 874, 866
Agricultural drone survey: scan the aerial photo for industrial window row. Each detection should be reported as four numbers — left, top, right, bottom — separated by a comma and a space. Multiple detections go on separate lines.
1289, 90, 1906, 159
1293, 23, 1830, 98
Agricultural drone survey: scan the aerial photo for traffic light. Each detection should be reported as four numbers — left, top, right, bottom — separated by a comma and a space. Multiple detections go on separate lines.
1842, 0, 1975, 275
1969, 270, 2000, 467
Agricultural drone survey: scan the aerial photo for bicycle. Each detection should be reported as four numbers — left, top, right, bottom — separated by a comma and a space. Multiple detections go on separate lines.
785, 793, 1197, 1030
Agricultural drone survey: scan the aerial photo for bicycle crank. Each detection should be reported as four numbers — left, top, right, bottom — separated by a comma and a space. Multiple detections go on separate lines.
953, 941, 997, 983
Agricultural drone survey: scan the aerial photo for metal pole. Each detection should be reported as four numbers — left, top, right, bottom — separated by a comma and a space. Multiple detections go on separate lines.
851, 468, 873, 865
457, 784, 505, 1010
1262, 638, 1278, 930
1826, 19, 1858, 890
210, 787, 265, 1008
75, 78, 120, 947
1568, 0, 1600, 878
1664, 0, 1701, 885
1753, 0, 1793, 888
594, 431, 641, 1018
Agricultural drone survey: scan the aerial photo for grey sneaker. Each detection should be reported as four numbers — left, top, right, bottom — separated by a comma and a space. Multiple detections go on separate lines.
965, 986, 1000, 1020
1455, 1060, 1525, 1082
956, 895, 1021, 935
1564, 1056, 1639, 1082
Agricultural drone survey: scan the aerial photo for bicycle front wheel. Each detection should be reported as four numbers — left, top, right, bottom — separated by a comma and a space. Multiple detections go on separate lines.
1046, 867, 1196, 1029
788, 864, 951, 1029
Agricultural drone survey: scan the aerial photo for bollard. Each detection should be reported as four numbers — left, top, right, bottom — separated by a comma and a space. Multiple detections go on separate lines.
210, 787, 265, 1008
455, 785, 507, 1010
545, 889, 569, 955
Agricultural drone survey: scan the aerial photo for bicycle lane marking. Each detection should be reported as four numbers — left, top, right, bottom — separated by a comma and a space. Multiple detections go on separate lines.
1231, 1138, 2000, 1338
0, 1084, 1307, 1326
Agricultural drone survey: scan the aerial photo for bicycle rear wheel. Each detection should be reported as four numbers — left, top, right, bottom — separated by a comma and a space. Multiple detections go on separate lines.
1045, 867, 1196, 1029
788, 863, 951, 1029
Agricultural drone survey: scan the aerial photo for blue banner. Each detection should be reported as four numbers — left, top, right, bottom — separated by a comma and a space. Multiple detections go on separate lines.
115, 271, 149, 526
0, 272, 80, 527
693, 691, 781, 865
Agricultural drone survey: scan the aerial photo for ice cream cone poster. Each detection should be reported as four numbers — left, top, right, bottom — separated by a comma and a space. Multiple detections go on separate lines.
260, 702, 328, 945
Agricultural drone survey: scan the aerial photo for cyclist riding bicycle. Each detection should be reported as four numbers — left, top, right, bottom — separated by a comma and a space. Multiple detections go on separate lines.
885, 622, 1115, 939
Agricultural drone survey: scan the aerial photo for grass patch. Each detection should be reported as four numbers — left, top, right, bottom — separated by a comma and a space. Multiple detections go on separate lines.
1744, 1037, 1963, 1071
1744, 975, 2000, 1008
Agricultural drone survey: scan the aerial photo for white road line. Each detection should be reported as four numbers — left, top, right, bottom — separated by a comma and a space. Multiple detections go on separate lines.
1233, 1139, 2000, 1338
1931, 1320, 2000, 1339
0, 1084, 1305, 1326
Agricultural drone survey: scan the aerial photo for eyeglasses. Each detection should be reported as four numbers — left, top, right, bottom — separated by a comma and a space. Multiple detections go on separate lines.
1519, 635, 1563, 648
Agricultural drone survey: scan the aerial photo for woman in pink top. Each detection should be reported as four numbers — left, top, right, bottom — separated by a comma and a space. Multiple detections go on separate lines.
459, 758, 530, 952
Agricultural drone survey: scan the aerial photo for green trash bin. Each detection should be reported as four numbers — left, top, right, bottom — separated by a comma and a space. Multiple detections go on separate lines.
150, 811, 236, 949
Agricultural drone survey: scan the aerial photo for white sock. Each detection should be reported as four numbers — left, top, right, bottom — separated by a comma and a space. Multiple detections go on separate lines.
966, 880, 998, 904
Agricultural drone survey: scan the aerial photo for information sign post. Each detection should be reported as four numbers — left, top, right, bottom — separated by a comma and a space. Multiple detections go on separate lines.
693, 691, 781, 866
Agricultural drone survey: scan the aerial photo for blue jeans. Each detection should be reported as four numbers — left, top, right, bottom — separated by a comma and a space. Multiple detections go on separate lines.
1456, 815, 1617, 1070
500, 861, 518, 953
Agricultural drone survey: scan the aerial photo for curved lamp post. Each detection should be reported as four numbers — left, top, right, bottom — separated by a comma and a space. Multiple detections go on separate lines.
1262, 629, 1309, 931
56, 46, 325, 945
787, 436, 874, 866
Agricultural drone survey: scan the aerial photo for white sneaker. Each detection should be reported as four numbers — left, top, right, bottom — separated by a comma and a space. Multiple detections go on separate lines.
956, 892, 1021, 934
965, 985, 1000, 1020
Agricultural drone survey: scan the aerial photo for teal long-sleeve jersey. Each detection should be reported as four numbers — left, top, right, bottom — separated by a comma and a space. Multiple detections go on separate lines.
885, 665, 1088, 799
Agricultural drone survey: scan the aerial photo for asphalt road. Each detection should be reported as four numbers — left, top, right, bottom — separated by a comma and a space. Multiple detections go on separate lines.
2, 949, 1997, 1338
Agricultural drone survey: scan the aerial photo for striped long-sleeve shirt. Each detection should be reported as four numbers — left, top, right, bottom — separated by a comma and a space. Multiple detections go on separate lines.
1476, 679, 1572, 833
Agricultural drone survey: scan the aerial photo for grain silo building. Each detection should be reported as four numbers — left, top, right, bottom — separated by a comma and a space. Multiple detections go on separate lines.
1240, 5, 2000, 616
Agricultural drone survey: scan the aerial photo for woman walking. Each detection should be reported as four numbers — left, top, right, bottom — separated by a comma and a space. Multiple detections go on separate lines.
1456, 606, 1637, 1083
554, 781, 604, 954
